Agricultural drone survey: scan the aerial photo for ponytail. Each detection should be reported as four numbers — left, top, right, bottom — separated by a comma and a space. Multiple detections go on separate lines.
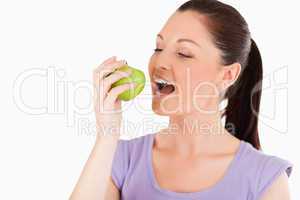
224, 38, 263, 150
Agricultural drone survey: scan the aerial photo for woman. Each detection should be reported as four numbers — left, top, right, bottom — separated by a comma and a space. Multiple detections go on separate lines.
70, 0, 293, 199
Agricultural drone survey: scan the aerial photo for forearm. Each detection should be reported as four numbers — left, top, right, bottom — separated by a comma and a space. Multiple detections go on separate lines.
70, 135, 119, 200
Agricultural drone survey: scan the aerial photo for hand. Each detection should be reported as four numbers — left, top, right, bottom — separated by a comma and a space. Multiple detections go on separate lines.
93, 56, 135, 140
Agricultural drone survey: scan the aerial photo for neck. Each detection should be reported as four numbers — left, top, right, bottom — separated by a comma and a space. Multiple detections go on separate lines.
159, 110, 235, 156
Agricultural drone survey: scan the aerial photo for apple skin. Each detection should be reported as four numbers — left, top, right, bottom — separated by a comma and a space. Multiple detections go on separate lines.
111, 65, 145, 101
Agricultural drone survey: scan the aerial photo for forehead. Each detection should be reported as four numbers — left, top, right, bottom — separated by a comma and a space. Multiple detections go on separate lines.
158, 11, 212, 45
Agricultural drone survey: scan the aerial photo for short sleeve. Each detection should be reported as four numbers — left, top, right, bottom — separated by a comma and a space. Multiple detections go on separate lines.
255, 155, 293, 199
111, 139, 130, 190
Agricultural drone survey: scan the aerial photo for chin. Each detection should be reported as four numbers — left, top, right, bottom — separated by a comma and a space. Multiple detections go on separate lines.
151, 98, 183, 116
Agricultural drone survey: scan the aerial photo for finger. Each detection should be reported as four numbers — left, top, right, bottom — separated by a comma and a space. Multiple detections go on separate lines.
103, 65, 131, 80
101, 70, 133, 97
93, 56, 118, 77
101, 59, 127, 78
93, 70, 132, 112
93, 69, 106, 111
100, 56, 116, 66
97, 60, 127, 79
93, 61, 128, 106
104, 82, 136, 105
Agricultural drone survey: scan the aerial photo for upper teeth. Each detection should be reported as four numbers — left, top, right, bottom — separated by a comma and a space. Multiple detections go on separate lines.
155, 78, 169, 85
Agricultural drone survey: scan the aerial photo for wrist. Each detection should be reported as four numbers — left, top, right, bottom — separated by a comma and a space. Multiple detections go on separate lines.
95, 131, 120, 145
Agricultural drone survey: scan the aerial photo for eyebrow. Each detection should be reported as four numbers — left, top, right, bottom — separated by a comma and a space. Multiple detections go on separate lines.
157, 34, 201, 48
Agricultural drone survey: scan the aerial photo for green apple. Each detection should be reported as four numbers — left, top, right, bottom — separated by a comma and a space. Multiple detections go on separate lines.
111, 65, 145, 101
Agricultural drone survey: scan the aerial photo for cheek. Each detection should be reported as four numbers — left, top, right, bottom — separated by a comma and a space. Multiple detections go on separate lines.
176, 64, 220, 98
193, 64, 218, 81
194, 68, 219, 97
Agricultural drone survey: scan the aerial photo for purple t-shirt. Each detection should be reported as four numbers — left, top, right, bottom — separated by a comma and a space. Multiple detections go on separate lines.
111, 133, 293, 200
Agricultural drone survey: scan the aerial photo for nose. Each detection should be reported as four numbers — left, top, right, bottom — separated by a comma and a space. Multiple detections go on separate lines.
156, 56, 172, 71
151, 49, 172, 73
158, 65, 170, 71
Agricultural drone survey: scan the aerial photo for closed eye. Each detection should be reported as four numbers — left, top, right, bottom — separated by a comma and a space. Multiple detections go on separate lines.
154, 48, 162, 52
153, 48, 193, 59
177, 52, 193, 58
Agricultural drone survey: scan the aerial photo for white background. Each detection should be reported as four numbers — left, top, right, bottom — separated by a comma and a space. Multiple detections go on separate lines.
0, 0, 299, 199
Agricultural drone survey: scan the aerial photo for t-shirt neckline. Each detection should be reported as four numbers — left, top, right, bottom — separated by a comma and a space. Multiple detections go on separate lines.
146, 132, 246, 198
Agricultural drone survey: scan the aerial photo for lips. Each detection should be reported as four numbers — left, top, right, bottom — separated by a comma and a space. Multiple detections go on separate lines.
152, 74, 173, 84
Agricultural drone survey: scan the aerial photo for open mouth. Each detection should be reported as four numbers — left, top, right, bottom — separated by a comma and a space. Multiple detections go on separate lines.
153, 78, 176, 96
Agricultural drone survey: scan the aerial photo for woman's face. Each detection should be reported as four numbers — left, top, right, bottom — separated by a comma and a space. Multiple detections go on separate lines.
148, 10, 231, 116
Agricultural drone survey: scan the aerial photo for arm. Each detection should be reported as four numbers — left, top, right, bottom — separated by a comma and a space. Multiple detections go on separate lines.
260, 172, 291, 200
70, 56, 133, 200
69, 137, 120, 200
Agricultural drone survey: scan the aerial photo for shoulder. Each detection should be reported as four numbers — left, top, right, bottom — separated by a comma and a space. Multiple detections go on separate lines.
111, 133, 152, 190
113, 133, 152, 167
239, 141, 293, 199
117, 133, 152, 155
259, 171, 290, 200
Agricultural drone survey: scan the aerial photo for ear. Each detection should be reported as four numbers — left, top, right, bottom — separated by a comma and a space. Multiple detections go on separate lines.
220, 62, 241, 90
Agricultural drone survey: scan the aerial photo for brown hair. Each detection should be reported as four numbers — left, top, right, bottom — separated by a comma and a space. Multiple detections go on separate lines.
178, 0, 263, 150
